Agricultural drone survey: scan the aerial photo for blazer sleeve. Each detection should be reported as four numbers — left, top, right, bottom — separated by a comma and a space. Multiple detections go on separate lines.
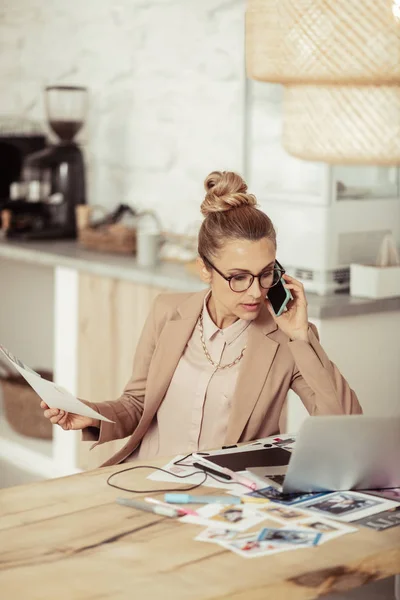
81, 294, 162, 446
288, 323, 362, 416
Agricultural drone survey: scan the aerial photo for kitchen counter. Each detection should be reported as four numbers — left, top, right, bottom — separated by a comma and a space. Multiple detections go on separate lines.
0, 238, 204, 293
1, 238, 399, 319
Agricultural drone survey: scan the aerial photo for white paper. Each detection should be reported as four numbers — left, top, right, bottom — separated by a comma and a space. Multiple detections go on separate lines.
0, 344, 113, 423
181, 503, 268, 532
218, 532, 292, 559
147, 454, 237, 489
300, 491, 399, 522
194, 514, 356, 558
295, 517, 357, 544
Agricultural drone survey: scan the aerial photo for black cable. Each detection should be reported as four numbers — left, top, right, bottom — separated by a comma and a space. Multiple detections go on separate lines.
106, 464, 208, 493
106, 453, 251, 495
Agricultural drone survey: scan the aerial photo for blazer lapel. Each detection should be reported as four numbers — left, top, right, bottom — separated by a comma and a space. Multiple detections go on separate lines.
130, 290, 207, 443
224, 306, 279, 444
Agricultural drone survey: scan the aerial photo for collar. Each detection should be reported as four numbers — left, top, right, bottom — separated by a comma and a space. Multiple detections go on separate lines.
175, 288, 278, 336
202, 291, 251, 345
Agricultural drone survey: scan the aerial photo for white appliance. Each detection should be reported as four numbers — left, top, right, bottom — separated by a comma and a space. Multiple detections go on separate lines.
262, 166, 400, 295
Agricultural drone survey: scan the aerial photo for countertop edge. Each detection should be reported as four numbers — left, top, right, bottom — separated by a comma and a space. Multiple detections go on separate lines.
1, 240, 399, 319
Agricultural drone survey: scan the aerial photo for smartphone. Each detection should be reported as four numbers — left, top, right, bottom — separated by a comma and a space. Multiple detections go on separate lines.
267, 276, 293, 317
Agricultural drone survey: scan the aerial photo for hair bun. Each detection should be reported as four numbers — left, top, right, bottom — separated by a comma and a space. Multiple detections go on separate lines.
200, 171, 257, 217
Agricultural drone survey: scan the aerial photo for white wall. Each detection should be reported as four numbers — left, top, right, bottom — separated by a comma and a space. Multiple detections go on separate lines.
246, 81, 322, 202
0, 0, 249, 232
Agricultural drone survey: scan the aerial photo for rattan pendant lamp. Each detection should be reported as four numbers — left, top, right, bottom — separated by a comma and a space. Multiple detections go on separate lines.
246, 0, 400, 164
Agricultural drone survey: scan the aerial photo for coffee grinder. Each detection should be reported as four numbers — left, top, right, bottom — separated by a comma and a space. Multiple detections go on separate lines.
14, 85, 88, 239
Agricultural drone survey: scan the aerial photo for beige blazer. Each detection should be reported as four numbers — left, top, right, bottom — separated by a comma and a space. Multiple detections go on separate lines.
83, 290, 362, 466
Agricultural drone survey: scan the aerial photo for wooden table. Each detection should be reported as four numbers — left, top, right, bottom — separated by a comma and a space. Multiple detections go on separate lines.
0, 460, 399, 600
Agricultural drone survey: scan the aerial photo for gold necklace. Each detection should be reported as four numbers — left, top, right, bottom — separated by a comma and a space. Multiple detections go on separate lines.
198, 312, 246, 370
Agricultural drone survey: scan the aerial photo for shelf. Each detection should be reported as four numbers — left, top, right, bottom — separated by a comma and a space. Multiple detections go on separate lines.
0, 459, 44, 489
0, 389, 53, 459
0, 387, 58, 478
0, 388, 82, 479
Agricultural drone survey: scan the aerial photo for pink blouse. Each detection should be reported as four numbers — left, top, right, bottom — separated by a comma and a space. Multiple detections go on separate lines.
127, 293, 251, 460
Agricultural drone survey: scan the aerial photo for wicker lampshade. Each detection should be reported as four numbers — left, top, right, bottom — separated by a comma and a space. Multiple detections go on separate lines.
246, 0, 400, 85
282, 85, 400, 164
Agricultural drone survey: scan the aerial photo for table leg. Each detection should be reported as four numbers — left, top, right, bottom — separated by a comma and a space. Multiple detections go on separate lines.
395, 574, 400, 600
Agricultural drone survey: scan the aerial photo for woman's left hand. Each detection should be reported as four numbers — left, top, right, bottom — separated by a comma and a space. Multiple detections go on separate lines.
265, 274, 309, 341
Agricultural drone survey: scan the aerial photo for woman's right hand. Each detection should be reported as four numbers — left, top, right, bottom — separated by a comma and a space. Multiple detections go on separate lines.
40, 401, 99, 431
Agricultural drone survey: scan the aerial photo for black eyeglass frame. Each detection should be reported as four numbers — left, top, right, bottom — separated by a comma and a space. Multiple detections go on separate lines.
201, 255, 286, 292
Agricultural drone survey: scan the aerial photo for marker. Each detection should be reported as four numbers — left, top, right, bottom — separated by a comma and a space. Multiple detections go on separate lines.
164, 493, 241, 505
116, 497, 180, 518
145, 497, 199, 516
220, 467, 258, 491
241, 495, 271, 504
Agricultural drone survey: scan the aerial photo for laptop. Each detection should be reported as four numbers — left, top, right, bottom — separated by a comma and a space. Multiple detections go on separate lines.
247, 415, 400, 494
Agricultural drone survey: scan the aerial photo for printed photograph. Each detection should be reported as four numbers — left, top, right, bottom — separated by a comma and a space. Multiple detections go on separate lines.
365, 488, 400, 502
263, 505, 307, 521
303, 493, 380, 517
223, 534, 284, 558
302, 520, 338, 533
183, 503, 268, 532
247, 486, 285, 501
246, 486, 327, 506
211, 507, 246, 524
235, 539, 262, 554
298, 517, 357, 544
278, 491, 329, 506
355, 506, 400, 531
257, 527, 320, 546
195, 528, 238, 543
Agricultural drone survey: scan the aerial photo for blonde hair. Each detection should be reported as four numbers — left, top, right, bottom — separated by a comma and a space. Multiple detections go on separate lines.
198, 171, 276, 260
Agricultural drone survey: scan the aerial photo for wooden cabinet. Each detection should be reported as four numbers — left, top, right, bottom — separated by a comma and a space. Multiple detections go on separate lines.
77, 274, 166, 470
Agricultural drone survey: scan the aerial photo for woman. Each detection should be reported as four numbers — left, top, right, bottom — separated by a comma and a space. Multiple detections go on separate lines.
41, 171, 362, 467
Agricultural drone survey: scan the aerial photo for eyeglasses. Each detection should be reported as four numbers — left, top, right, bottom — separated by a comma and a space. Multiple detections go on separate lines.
201, 256, 285, 293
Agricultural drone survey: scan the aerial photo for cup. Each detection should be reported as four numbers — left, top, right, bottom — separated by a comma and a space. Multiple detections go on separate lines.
75, 205, 91, 230
136, 231, 162, 268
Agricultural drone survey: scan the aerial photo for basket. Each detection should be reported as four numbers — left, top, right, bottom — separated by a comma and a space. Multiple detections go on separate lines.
282, 85, 400, 164
78, 224, 137, 254
246, 0, 400, 85
76, 205, 137, 255
0, 363, 53, 440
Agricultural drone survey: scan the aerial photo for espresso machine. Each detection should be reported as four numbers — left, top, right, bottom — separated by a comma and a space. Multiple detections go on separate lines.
2, 86, 87, 239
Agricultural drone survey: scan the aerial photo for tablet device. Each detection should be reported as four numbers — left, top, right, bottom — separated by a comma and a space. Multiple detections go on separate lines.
196, 447, 291, 473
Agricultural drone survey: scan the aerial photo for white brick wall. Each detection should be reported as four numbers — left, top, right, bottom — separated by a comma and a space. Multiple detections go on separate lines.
0, 0, 250, 232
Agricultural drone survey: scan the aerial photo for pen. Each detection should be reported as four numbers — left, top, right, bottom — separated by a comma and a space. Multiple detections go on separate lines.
192, 461, 232, 480
220, 468, 258, 491
116, 497, 180, 518
164, 493, 242, 505
193, 460, 257, 491
145, 497, 199, 516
